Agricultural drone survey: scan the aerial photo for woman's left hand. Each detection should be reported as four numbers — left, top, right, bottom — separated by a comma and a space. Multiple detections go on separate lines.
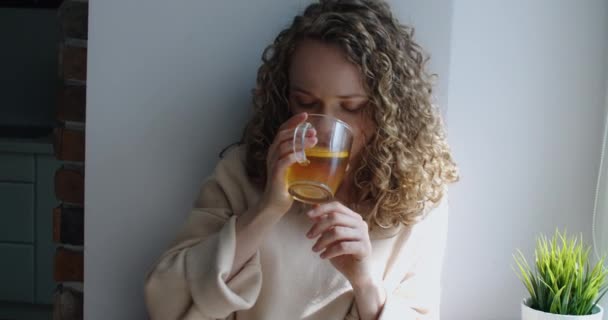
306, 201, 373, 286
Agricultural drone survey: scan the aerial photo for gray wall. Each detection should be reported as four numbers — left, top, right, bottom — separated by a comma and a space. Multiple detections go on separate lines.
86, 1, 303, 318
85, 1, 452, 318
443, 0, 608, 318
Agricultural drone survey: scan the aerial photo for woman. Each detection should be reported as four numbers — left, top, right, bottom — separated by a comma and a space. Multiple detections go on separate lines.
144, 0, 459, 319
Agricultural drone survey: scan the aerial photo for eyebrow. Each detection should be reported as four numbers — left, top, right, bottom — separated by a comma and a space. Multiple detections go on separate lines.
291, 86, 368, 99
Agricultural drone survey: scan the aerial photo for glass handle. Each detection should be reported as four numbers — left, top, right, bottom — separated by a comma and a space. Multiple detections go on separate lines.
293, 122, 312, 165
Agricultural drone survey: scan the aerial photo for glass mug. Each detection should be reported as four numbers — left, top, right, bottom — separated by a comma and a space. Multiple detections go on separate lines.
286, 114, 354, 204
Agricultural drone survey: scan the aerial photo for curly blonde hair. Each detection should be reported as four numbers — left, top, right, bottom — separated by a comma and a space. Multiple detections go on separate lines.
241, 0, 459, 228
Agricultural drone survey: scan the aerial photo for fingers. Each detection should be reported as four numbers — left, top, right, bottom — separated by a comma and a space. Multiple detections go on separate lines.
305, 202, 371, 260
306, 202, 363, 221
277, 135, 317, 159
272, 126, 316, 160
268, 152, 298, 179
320, 240, 369, 260
279, 112, 308, 131
312, 226, 359, 252
267, 114, 316, 165
306, 210, 361, 239
274, 126, 316, 144
268, 133, 317, 179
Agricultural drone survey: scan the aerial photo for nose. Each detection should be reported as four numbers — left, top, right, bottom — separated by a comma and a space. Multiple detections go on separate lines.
315, 101, 340, 119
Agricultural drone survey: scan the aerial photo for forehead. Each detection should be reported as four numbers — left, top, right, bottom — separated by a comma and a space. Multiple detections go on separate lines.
288, 39, 367, 95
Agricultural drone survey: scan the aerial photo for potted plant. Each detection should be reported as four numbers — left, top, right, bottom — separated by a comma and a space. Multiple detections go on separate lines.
514, 230, 608, 319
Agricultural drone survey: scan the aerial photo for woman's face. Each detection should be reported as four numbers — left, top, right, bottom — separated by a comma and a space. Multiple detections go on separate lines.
288, 39, 376, 166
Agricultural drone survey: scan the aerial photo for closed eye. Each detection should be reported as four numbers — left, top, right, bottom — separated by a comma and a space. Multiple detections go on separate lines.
341, 100, 368, 112
291, 92, 318, 107
296, 100, 317, 108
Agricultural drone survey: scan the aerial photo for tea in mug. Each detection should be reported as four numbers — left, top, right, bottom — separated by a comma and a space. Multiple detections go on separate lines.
286, 147, 349, 203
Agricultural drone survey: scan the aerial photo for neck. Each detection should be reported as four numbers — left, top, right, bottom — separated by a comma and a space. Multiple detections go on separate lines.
335, 171, 357, 206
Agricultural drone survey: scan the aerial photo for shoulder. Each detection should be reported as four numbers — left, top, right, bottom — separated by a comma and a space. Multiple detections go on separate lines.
405, 188, 449, 253
370, 188, 449, 240
215, 143, 248, 177
416, 187, 449, 232
195, 144, 258, 213
205, 143, 253, 192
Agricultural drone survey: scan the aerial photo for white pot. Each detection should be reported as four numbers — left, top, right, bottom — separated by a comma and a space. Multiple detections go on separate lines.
522, 298, 604, 320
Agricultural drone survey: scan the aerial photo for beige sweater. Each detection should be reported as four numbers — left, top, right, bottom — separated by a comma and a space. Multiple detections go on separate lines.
144, 146, 449, 320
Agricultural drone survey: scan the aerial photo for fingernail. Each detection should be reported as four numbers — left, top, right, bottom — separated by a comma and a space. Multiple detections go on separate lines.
306, 210, 314, 217
306, 231, 312, 238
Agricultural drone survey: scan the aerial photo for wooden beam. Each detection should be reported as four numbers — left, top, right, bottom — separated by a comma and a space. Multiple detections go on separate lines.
53, 206, 84, 246
58, 0, 88, 40
60, 46, 87, 82
54, 167, 84, 205
53, 247, 83, 282
53, 127, 85, 162
57, 84, 86, 123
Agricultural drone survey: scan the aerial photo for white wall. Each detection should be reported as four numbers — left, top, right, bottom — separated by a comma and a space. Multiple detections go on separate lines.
391, 0, 454, 114
85, 1, 452, 319
590, 41, 608, 314
444, 1, 608, 319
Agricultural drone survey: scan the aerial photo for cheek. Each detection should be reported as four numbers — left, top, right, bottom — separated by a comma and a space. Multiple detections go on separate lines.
349, 119, 375, 155
288, 99, 298, 114
288, 96, 308, 115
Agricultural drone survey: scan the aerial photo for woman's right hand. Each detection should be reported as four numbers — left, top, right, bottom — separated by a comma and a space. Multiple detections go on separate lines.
258, 112, 317, 214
